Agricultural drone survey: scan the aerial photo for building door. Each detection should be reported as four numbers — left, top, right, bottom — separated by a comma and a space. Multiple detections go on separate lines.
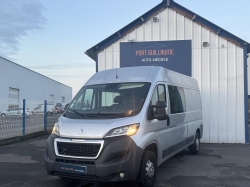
49, 94, 54, 105
8, 87, 19, 109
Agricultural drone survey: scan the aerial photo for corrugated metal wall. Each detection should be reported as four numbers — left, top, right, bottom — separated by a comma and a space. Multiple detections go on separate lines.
97, 8, 245, 143
0, 57, 72, 102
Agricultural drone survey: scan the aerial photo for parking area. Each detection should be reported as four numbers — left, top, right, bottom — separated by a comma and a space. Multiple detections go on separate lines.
0, 134, 249, 187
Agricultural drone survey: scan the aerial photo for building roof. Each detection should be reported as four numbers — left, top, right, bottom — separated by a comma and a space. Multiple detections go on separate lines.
85, 0, 250, 61
0, 56, 72, 89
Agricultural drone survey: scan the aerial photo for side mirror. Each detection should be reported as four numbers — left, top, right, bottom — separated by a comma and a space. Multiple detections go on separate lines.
147, 101, 168, 121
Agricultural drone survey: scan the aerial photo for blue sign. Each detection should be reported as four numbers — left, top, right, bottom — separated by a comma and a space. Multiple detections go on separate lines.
120, 40, 192, 76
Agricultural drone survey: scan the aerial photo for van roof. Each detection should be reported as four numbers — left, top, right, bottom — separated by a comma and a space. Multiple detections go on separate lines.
84, 66, 199, 89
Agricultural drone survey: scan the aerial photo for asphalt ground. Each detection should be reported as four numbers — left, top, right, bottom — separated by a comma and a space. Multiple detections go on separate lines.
0, 134, 250, 187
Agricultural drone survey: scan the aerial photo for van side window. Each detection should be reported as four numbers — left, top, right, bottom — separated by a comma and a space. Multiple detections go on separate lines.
151, 84, 166, 105
168, 86, 186, 114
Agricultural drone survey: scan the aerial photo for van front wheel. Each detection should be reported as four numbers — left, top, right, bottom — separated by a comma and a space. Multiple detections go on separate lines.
189, 132, 200, 154
136, 151, 157, 187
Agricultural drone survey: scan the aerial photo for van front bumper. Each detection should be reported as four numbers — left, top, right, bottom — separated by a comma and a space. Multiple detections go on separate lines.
44, 134, 143, 182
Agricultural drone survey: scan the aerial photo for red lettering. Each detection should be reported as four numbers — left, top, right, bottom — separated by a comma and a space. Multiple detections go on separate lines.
136, 50, 147, 56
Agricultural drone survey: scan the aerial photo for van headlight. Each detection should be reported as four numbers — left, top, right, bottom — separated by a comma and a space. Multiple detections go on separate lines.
104, 124, 140, 138
52, 123, 60, 136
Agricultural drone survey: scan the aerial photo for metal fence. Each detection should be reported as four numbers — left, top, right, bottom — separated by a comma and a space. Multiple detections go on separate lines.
0, 99, 71, 140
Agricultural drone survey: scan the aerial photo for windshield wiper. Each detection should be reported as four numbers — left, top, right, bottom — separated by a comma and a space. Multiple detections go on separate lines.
67, 109, 86, 118
86, 112, 126, 117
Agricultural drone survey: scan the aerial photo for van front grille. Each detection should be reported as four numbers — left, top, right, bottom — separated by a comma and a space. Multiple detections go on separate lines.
55, 158, 95, 165
52, 172, 98, 180
57, 142, 101, 157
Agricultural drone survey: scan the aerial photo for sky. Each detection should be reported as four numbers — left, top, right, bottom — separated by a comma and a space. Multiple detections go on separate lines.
1, 0, 250, 97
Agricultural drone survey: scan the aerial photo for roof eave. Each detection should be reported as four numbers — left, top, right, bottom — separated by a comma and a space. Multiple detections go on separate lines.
85, 0, 250, 59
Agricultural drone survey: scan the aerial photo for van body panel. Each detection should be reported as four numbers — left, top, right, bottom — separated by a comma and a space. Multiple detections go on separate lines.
59, 116, 139, 139
44, 66, 203, 183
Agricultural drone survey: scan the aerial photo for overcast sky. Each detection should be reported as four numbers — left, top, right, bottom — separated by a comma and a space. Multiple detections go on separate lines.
1, 0, 250, 97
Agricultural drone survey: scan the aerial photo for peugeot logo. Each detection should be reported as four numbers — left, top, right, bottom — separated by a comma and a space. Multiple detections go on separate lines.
78, 129, 84, 135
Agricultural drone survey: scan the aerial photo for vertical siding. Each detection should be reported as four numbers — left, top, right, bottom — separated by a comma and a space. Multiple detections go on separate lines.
128, 29, 136, 42
248, 57, 250, 95
105, 45, 113, 70
144, 18, 152, 41
168, 9, 176, 40
152, 14, 160, 41
98, 49, 105, 71
200, 27, 210, 142
218, 38, 228, 143
160, 9, 168, 40
209, 32, 219, 143
192, 23, 202, 87
184, 17, 192, 40
227, 42, 236, 142
113, 41, 120, 69
236, 47, 245, 143
136, 25, 144, 41
97, 8, 246, 143
176, 13, 184, 40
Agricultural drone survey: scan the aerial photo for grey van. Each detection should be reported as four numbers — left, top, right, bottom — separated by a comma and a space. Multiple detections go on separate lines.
44, 66, 203, 187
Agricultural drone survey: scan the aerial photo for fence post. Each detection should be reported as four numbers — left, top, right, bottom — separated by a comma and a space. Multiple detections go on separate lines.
22, 99, 26, 136
44, 100, 47, 131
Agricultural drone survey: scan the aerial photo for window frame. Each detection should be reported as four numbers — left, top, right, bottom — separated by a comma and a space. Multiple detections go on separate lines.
168, 85, 186, 114
151, 84, 167, 105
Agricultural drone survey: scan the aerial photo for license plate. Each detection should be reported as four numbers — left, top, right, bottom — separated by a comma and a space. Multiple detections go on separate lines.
60, 164, 87, 174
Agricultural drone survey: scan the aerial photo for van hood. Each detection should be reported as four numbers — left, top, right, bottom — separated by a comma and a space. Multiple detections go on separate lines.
58, 116, 139, 139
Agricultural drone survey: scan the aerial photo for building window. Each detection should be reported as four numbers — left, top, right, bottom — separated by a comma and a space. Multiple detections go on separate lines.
49, 94, 54, 104
8, 87, 19, 99
8, 87, 19, 109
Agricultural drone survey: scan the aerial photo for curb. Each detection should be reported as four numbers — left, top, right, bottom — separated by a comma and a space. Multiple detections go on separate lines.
0, 129, 52, 146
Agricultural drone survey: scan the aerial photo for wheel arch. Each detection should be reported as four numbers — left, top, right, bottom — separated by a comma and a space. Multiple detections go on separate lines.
143, 142, 158, 161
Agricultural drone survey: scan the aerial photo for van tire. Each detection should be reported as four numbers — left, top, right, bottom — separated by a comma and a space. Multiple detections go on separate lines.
47, 112, 51, 116
136, 151, 157, 187
1, 114, 6, 118
190, 132, 200, 154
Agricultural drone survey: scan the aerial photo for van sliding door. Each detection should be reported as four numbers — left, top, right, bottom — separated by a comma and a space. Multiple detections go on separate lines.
167, 86, 187, 155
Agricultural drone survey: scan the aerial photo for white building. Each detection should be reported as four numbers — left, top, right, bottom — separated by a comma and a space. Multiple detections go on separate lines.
85, 0, 250, 143
0, 56, 72, 108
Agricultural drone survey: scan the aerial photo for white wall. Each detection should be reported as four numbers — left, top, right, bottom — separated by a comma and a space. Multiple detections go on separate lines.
248, 56, 250, 95
97, 8, 246, 143
0, 57, 72, 104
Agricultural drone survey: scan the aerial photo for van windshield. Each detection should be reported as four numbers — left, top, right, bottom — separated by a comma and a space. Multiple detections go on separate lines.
64, 82, 151, 119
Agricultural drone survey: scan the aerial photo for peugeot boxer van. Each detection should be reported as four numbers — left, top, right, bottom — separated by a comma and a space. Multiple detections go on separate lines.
44, 66, 203, 187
